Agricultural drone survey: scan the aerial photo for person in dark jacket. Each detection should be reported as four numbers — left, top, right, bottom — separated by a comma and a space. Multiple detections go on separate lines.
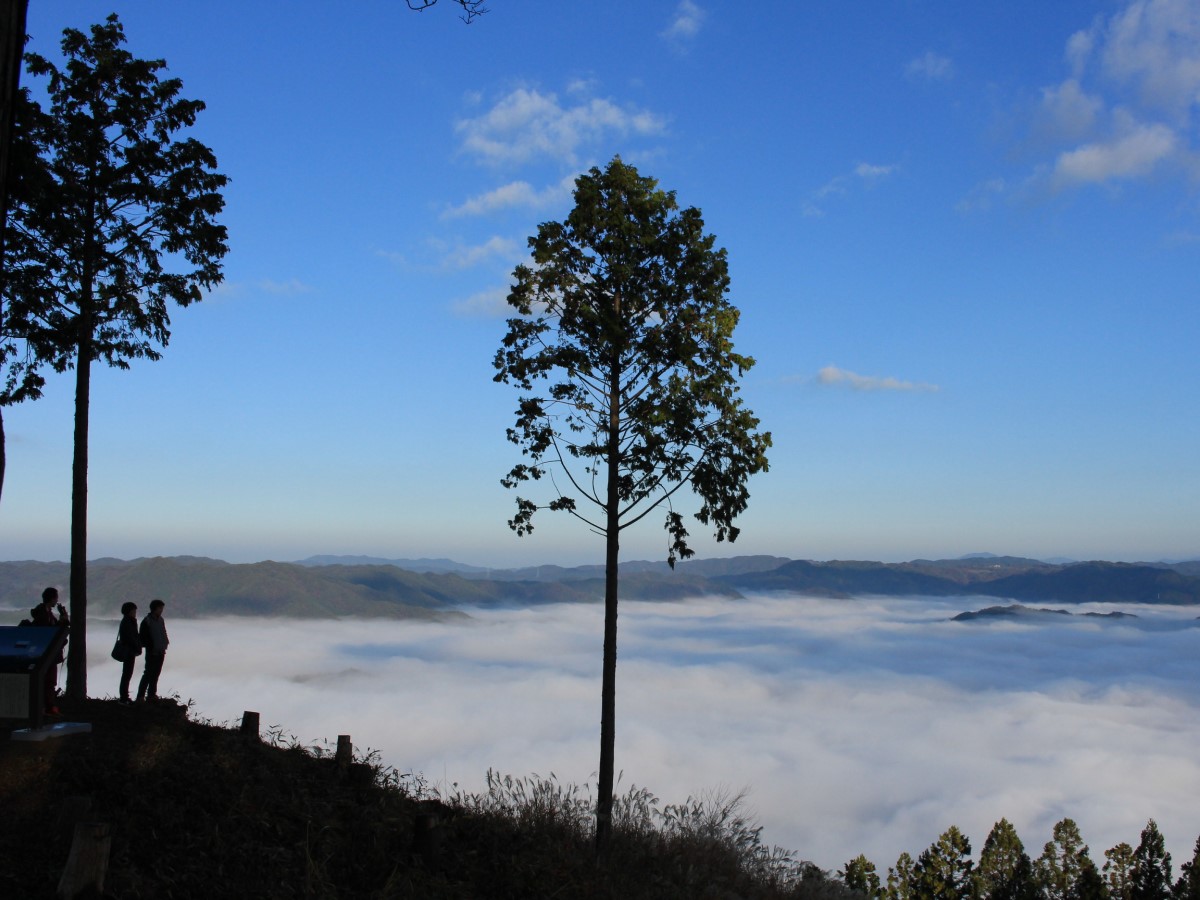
136, 599, 169, 703
30, 587, 69, 715
116, 602, 142, 705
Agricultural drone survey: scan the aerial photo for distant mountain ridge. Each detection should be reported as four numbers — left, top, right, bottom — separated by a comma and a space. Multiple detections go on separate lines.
1, 553, 1198, 618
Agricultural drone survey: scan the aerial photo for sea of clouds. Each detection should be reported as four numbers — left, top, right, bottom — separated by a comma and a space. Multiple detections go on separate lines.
86, 593, 1200, 873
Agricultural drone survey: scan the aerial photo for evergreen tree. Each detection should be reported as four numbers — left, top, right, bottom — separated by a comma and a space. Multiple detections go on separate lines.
914, 827, 974, 900
1075, 858, 1107, 900
1106, 843, 1137, 900
975, 819, 1037, 900
844, 854, 883, 899
889, 853, 918, 900
1036, 819, 1100, 900
1132, 821, 1173, 900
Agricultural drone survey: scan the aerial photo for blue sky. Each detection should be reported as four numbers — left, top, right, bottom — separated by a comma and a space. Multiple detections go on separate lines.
2, 0, 1198, 566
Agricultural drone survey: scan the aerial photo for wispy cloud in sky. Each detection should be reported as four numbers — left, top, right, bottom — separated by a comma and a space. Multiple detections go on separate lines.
662, 1, 707, 44
907, 50, 954, 81
805, 163, 899, 216
1051, 120, 1178, 187
1011, 0, 1200, 195
116, 595, 1200, 873
815, 364, 939, 392
437, 235, 521, 270
456, 87, 666, 166
256, 278, 314, 296
452, 286, 510, 318
442, 175, 577, 219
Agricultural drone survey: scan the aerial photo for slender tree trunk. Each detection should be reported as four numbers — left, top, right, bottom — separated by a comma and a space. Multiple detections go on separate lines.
596, 485, 619, 852
596, 319, 623, 854
0, 406, 5, 507
66, 339, 90, 701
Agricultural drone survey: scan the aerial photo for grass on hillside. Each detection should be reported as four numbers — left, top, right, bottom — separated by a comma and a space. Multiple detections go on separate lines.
0, 696, 856, 899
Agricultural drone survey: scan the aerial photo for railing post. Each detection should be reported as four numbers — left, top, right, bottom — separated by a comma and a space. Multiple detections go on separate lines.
240, 710, 260, 741
57, 821, 111, 899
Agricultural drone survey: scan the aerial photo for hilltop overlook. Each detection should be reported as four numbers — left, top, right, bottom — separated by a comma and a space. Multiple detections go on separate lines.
0, 698, 851, 899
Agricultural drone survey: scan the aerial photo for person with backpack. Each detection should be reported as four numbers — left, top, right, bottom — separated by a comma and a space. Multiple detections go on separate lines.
136, 599, 169, 703
30, 587, 69, 715
115, 602, 142, 705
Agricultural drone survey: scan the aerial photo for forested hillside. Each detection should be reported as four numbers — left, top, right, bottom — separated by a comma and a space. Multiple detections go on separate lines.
1, 555, 1199, 619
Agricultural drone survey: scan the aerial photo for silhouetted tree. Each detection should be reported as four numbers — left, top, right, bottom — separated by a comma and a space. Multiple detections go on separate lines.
975, 819, 1037, 900
1132, 821, 1173, 900
406, 0, 487, 22
6, 14, 227, 698
0, 2, 486, 505
494, 157, 771, 849
0, 0, 29, 505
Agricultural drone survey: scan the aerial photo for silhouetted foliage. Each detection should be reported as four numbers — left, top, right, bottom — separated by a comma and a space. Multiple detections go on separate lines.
6, 14, 227, 698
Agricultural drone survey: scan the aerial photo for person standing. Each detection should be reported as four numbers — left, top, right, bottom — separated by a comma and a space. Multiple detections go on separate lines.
136, 599, 169, 703
116, 602, 142, 705
30, 587, 69, 715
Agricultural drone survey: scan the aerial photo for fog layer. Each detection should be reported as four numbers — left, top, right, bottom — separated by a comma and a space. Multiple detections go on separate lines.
89, 594, 1200, 870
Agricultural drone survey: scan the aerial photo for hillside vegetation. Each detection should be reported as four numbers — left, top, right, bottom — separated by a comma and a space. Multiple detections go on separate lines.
0, 698, 854, 899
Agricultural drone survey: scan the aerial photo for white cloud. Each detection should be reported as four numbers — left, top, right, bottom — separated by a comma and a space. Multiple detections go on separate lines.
256, 278, 314, 296
854, 162, 898, 180
456, 87, 666, 166
1007, 0, 1200, 195
107, 594, 1200, 872
1052, 120, 1178, 186
662, 0, 706, 42
1037, 79, 1104, 143
442, 174, 577, 219
957, 177, 1009, 213
807, 163, 899, 215
452, 286, 510, 318
815, 364, 939, 393
1098, 0, 1200, 115
906, 51, 954, 81
440, 235, 521, 270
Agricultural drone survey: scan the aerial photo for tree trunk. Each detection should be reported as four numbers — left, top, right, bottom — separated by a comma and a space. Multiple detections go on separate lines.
0, 406, 5, 508
595, 326, 623, 854
66, 343, 90, 701
595, 497, 619, 852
